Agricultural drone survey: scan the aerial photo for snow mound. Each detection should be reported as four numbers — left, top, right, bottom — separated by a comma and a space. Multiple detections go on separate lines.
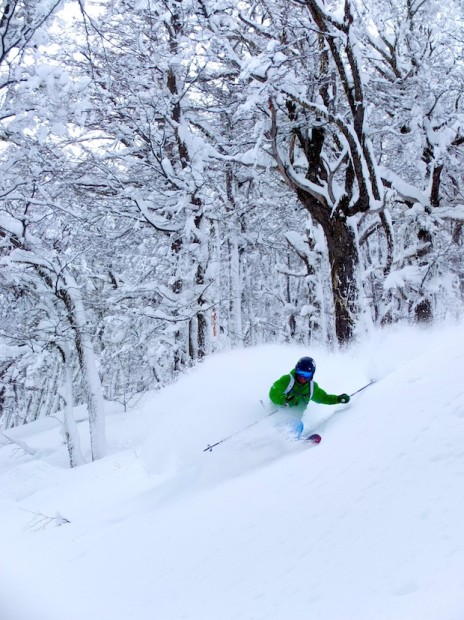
1, 322, 464, 620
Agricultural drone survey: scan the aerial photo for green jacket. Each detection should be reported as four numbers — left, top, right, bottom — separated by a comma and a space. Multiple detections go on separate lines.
269, 369, 339, 408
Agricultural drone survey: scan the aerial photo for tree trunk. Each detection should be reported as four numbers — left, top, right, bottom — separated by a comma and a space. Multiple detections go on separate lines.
62, 352, 84, 467
74, 323, 106, 460
59, 279, 106, 461
229, 233, 244, 346
325, 218, 359, 343
297, 190, 359, 344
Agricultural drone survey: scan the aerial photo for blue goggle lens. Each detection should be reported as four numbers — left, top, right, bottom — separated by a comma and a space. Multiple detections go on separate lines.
296, 370, 313, 378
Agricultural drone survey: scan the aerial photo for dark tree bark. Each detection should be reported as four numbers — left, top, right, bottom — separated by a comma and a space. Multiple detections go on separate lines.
296, 189, 359, 343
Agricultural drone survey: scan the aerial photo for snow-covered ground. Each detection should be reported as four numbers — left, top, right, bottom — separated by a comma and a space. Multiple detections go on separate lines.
1, 322, 464, 620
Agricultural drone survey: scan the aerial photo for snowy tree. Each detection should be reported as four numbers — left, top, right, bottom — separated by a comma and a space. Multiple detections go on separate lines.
65, 0, 219, 368
358, 0, 464, 323
198, 0, 464, 339
0, 160, 107, 460
0, 1, 107, 458
1, 0, 463, 435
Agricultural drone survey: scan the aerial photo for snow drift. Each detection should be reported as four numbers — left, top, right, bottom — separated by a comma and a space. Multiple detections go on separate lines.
1, 322, 464, 620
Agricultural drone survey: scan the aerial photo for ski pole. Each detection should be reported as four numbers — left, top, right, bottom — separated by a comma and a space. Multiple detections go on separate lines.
350, 380, 375, 397
203, 408, 279, 453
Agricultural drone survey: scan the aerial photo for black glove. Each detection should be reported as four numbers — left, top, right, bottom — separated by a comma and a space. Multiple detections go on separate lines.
285, 394, 296, 407
337, 393, 350, 404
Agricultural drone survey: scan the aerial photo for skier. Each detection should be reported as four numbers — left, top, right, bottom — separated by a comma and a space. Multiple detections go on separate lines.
269, 356, 350, 409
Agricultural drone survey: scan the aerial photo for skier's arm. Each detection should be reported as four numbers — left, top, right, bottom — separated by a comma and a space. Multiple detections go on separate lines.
269, 375, 293, 406
311, 382, 339, 405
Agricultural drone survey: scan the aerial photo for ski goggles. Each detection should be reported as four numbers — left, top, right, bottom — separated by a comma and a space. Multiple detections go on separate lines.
296, 370, 314, 379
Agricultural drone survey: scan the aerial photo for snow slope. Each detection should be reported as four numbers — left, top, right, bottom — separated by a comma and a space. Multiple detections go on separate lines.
1, 323, 464, 620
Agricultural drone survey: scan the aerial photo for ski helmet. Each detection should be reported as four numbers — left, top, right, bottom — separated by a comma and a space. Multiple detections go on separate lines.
295, 356, 316, 378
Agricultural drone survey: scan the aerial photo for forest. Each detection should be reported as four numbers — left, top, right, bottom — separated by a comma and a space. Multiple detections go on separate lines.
0, 0, 463, 462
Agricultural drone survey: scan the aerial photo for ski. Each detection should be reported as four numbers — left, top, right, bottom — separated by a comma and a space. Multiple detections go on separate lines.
303, 433, 322, 445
